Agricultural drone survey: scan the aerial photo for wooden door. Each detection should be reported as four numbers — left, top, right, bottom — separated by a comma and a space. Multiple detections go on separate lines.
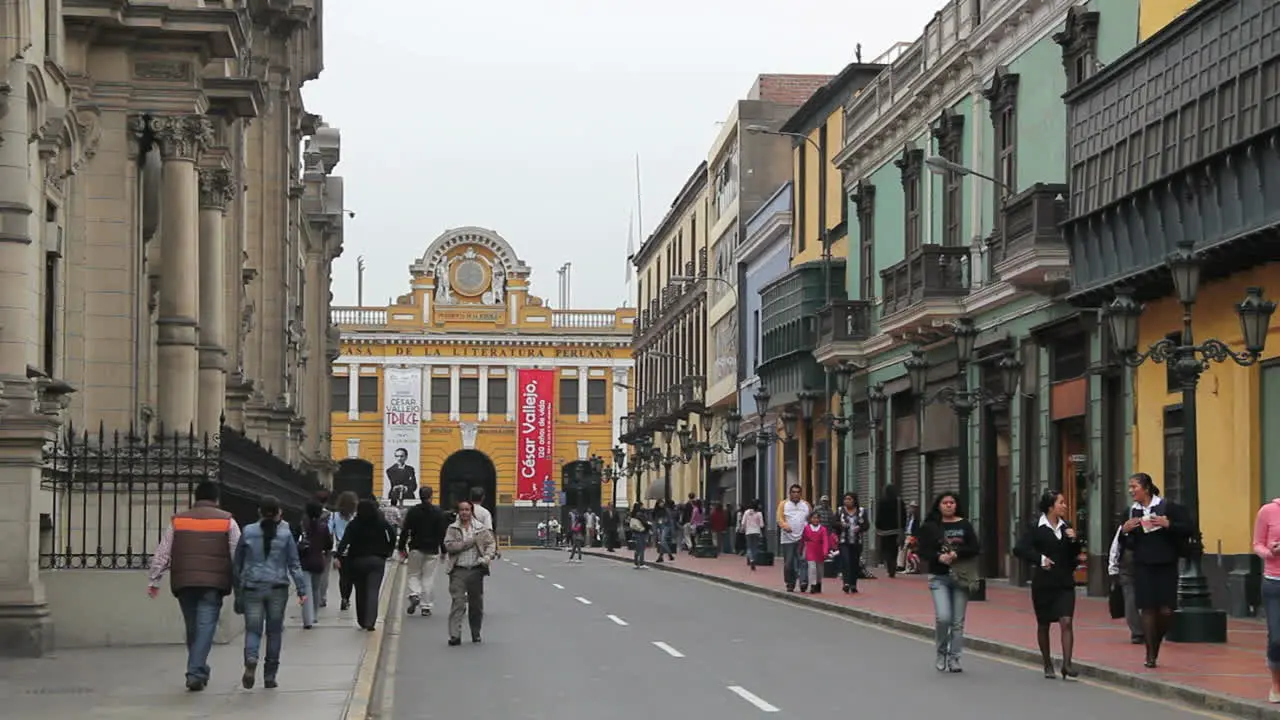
1058, 418, 1088, 585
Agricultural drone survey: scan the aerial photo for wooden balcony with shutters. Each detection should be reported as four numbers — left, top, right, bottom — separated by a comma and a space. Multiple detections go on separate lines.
878, 245, 969, 338
757, 259, 844, 408
988, 183, 1070, 293
812, 299, 874, 367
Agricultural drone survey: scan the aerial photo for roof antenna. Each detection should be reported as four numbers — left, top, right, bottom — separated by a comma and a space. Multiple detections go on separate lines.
855, 43, 863, 63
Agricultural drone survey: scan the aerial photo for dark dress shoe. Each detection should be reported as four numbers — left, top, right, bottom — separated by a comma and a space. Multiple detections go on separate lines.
448, 637, 462, 647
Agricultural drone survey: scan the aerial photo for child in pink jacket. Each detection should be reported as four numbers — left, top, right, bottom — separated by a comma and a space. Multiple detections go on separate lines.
801, 511, 838, 594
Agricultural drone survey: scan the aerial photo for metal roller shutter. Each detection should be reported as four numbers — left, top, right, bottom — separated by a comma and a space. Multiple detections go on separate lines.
855, 452, 871, 506
895, 450, 920, 511
927, 451, 961, 502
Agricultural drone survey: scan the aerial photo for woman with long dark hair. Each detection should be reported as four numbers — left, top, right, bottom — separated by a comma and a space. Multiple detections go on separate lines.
1014, 490, 1083, 679
1121, 472, 1191, 668
298, 500, 332, 629
836, 493, 869, 593
336, 498, 398, 631
328, 491, 358, 611
233, 495, 307, 689
914, 492, 980, 673
874, 484, 906, 578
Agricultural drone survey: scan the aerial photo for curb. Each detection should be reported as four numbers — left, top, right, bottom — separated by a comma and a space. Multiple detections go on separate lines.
342, 561, 407, 720
581, 549, 1279, 719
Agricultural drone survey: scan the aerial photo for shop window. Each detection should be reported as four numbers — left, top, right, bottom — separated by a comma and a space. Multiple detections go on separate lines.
1163, 404, 1184, 505
1050, 335, 1088, 382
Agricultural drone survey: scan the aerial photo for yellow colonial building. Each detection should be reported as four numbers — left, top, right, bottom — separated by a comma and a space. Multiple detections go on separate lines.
330, 227, 634, 542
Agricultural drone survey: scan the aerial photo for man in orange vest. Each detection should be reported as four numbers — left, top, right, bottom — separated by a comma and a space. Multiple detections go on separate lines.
147, 480, 241, 691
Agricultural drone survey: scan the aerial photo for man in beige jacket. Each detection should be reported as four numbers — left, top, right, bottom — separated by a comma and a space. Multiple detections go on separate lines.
443, 500, 497, 646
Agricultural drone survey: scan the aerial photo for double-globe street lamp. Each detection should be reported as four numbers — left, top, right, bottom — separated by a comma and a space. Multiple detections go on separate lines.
1102, 238, 1276, 643
901, 318, 1024, 601
589, 445, 629, 509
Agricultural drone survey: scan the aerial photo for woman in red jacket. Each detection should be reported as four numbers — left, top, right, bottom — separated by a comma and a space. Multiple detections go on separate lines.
709, 504, 728, 553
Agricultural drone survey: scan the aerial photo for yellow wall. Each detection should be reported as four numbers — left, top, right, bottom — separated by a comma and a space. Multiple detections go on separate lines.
791, 106, 847, 266
634, 174, 710, 311
332, 363, 621, 502
1132, 263, 1280, 554
1138, 0, 1199, 41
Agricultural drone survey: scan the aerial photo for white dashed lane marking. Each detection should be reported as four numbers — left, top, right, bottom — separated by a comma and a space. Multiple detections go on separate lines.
552, 583, 565, 590
522, 567, 531, 572
535, 574, 545, 579
575, 596, 592, 605
606, 614, 628, 626
728, 686, 779, 712
652, 641, 684, 658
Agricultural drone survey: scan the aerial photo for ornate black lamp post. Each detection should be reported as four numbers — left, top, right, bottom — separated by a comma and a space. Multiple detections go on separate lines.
1102, 239, 1276, 644
903, 318, 1023, 602
826, 363, 857, 495
652, 424, 681, 502
677, 409, 742, 498
753, 384, 781, 562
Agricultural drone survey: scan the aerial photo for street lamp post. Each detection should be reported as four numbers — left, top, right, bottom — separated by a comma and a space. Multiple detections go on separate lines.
903, 318, 1024, 601
828, 362, 857, 494
1102, 239, 1276, 644
753, 384, 778, 563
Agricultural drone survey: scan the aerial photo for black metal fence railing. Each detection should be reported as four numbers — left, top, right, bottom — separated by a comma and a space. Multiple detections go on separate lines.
39, 422, 324, 571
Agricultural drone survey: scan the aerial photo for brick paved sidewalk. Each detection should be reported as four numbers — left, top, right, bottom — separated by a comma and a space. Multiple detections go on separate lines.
582, 547, 1277, 719
0, 569, 395, 720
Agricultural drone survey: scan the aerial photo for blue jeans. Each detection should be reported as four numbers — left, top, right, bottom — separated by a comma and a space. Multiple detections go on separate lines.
928, 573, 970, 660
176, 587, 223, 683
633, 532, 649, 565
781, 541, 806, 588
243, 585, 289, 675
301, 572, 324, 627
1263, 577, 1280, 670
657, 525, 673, 555
746, 534, 761, 566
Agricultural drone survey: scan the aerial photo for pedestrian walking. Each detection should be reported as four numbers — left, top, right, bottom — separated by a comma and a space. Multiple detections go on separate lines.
327, 491, 358, 611
470, 487, 494, 530
915, 492, 980, 673
874, 483, 906, 578
233, 496, 308, 690
336, 498, 398, 631
399, 486, 447, 617
146, 479, 239, 692
601, 506, 620, 552
567, 509, 586, 562
1014, 490, 1082, 679
709, 503, 727, 553
776, 484, 811, 592
655, 499, 677, 561
1122, 472, 1191, 668
836, 493, 869, 593
628, 504, 651, 568
444, 499, 497, 646
740, 499, 764, 570
800, 510, 837, 594
1107, 519, 1144, 645
313, 489, 334, 608
298, 501, 333, 629
1252, 497, 1280, 703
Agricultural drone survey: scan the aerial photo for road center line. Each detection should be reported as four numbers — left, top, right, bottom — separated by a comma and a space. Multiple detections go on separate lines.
652, 641, 684, 658
727, 686, 779, 712
552, 583, 564, 589
522, 567, 531, 572
606, 614, 628, 626
575, 596, 592, 605
535, 574, 545, 579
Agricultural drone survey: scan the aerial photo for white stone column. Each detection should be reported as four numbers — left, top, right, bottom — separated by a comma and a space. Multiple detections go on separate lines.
422, 369, 433, 421
612, 367, 629, 507
577, 369, 588, 423
347, 366, 360, 419
0, 62, 56, 657
506, 367, 516, 421
478, 365, 489, 421
150, 115, 212, 434
196, 168, 232, 437
449, 364, 461, 421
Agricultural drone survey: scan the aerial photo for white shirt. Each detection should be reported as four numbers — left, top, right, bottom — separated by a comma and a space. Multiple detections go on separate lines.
473, 503, 493, 530
780, 500, 811, 544
1037, 514, 1066, 569
741, 509, 764, 535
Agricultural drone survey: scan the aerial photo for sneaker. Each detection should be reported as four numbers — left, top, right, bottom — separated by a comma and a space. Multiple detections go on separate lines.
422, 606, 432, 617
935, 653, 947, 672
947, 657, 963, 673
185, 677, 205, 692
407, 596, 420, 615
264, 678, 278, 689
1269, 689, 1280, 704
242, 663, 257, 689
340, 599, 350, 611
448, 637, 462, 647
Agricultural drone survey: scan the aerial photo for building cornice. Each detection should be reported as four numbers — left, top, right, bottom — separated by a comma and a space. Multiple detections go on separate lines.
737, 211, 791, 265
833, 0, 1072, 181
336, 356, 636, 369
338, 333, 631, 347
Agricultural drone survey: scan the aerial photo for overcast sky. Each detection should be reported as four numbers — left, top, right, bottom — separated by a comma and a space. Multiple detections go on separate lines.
304, 0, 943, 312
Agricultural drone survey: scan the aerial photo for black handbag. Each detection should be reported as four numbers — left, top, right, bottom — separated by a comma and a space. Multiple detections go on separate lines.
1108, 580, 1126, 619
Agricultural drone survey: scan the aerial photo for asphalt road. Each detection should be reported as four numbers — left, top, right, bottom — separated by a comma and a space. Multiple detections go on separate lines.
392, 550, 1226, 719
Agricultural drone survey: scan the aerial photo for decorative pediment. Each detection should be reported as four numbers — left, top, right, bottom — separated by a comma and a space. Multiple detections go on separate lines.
982, 67, 1020, 119
413, 226, 529, 277
930, 108, 965, 155
893, 144, 923, 187
850, 182, 876, 217
1053, 6, 1100, 57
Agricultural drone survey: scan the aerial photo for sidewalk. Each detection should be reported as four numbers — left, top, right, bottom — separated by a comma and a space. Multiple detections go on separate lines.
0, 565, 403, 719
582, 547, 1278, 718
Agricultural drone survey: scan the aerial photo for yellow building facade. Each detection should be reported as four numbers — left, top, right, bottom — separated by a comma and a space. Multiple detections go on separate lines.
1131, 263, 1280, 556
1138, 0, 1200, 41
330, 227, 635, 540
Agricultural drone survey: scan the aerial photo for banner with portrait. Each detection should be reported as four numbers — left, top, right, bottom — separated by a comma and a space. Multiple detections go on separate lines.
382, 367, 422, 505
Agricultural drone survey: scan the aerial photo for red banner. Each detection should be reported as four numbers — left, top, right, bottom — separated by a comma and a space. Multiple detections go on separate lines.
516, 369, 555, 500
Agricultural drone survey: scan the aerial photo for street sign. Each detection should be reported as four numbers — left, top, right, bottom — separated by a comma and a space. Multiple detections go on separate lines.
541, 478, 556, 504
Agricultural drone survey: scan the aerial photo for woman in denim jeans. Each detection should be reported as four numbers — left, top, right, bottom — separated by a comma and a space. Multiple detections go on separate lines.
628, 504, 650, 568
1252, 498, 1280, 702
653, 500, 676, 563
913, 492, 979, 673
741, 499, 765, 571
234, 496, 307, 690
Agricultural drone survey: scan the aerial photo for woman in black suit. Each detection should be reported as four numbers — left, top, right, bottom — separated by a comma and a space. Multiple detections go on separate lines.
1122, 472, 1192, 668
1015, 490, 1083, 679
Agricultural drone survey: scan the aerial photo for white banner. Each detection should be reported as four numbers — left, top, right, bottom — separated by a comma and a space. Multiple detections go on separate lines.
382, 367, 422, 505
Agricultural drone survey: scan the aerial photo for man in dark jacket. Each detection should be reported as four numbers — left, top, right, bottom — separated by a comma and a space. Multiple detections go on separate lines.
398, 486, 446, 616
147, 480, 240, 692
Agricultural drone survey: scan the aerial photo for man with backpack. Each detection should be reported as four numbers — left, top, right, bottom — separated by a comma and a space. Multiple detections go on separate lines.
398, 486, 447, 617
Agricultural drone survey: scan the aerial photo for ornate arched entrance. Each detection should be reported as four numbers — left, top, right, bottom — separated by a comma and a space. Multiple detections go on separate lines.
560, 460, 601, 525
439, 450, 498, 516
335, 458, 374, 500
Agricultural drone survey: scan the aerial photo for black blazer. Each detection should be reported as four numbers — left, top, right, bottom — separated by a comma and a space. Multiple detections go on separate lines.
1014, 519, 1083, 589
1123, 499, 1192, 566
337, 516, 398, 560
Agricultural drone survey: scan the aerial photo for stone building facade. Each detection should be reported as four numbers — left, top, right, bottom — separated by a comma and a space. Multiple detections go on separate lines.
0, 0, 343, 655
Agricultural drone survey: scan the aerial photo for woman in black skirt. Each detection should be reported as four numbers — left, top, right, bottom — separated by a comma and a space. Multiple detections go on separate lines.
1015, 490, 1083, 679
1121, 472, 1192, 668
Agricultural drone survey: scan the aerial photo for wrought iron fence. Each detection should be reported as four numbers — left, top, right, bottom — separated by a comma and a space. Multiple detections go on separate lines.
40, 422, 323, 571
